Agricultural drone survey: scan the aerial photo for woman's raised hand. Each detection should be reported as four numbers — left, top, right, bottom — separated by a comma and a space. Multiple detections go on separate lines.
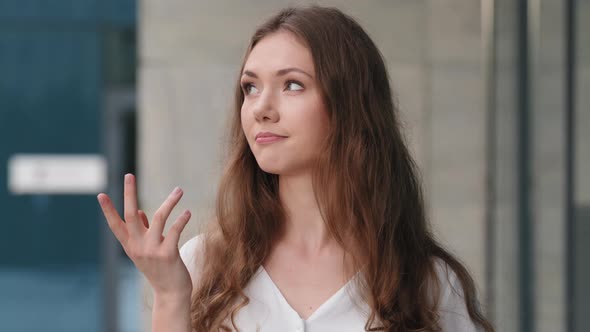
97, 174, 193, 299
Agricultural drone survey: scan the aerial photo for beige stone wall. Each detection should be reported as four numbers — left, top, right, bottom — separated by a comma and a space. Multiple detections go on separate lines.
491, 1, 520, 330
533, 2, 567, 331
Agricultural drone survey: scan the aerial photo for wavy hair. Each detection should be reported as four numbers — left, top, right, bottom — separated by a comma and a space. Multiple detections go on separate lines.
189, 5, 494, 332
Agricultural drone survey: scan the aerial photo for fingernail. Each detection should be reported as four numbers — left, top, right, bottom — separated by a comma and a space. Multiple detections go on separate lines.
173, 187, 182, 195
125, 174, 132, 183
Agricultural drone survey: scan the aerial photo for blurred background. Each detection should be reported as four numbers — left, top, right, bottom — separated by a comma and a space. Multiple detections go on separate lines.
0, 0, 587, 331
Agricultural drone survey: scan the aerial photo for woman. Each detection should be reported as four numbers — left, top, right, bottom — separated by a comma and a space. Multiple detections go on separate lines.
98, 6, 494, 332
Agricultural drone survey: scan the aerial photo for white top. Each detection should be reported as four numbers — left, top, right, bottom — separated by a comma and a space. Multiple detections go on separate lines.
180, 235, 481, 332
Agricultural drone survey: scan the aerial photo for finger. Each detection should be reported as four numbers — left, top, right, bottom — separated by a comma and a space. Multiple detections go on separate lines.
149, 187, 183, 240
138, 210, 149, 229
164, 209, 191, 249
140, 211, 164, 242
97, 193, 129, 244
124, 173, 143, 235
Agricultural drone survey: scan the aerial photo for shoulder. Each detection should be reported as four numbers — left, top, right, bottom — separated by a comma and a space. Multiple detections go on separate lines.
179, 233, 206, 286
431, 258, 482, 332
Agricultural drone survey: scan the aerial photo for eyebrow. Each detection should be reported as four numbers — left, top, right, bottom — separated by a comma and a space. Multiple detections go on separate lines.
242, 67, 313, 79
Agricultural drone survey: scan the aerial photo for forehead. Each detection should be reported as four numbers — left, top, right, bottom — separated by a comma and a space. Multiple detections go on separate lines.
244, 31, 314, 74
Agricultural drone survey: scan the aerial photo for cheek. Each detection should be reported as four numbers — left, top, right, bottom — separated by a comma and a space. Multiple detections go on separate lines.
240, 106, 250, 133
240, 109, 255, 148
296, 106, 329, 146
307, 98, 329, 136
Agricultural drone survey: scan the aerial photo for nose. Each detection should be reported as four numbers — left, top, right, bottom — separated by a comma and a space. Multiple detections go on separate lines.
252, 90, 279, 123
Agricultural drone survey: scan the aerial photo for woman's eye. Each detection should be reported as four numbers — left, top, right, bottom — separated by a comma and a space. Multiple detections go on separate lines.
286, 81, 303, 91
242, 83, 258, 95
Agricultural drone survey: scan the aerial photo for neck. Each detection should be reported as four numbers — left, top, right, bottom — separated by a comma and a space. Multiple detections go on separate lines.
278, 173, 333, 253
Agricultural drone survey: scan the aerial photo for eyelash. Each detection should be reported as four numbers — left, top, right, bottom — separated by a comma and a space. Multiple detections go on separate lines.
241, 80, 304, 95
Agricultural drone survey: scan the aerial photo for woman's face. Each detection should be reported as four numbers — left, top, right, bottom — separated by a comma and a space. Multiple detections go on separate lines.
240, 31, 329, 176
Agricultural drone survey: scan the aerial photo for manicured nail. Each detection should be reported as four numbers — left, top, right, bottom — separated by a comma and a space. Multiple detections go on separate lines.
125, 174, 132, 183
173, 187, 182, 195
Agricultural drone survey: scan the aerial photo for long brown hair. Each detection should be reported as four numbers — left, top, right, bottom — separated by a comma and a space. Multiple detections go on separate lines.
189, 6, 494, 332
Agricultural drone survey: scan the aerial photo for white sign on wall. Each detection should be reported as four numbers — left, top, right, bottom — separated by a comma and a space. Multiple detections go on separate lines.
8, 154, 107, 194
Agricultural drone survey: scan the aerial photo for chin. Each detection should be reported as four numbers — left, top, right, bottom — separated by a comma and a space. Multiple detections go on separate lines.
257, 163, 284, 175
253, 152, 313, 176
257, 162, 313, 177
252, 152, 286, 174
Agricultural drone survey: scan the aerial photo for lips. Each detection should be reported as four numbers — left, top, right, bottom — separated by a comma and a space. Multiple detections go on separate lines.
256, 131, 287, 139
255, 131, 287, 144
